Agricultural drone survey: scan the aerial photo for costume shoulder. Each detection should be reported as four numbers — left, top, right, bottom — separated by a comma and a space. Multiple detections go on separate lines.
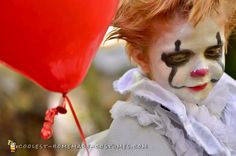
220, 73, 236, 130
222, 73, 236, 90
206, 73, 236, 104
77, 130, 109, 156
77, 116, 175, 156
215, 73, 236, 104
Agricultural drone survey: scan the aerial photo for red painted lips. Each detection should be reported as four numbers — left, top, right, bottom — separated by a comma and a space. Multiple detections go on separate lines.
188, 83, 208, 91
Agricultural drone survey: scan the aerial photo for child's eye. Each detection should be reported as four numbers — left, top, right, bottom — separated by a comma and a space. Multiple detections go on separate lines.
204, 46, 222, 60
162, 50, 194, 67
171, 54, 189, 63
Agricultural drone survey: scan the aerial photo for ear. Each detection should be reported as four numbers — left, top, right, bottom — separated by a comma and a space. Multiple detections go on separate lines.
131, 48, 150, 74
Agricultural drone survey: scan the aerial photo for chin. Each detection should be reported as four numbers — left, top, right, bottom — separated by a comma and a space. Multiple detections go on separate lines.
184, 94, 209, 104
175, 84, 213, 104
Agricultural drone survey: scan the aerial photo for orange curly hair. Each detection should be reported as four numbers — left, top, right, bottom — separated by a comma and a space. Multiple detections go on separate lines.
107, 0, 236, 57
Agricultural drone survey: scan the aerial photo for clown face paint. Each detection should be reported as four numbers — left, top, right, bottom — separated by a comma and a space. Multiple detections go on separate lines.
147, 18, 225, 104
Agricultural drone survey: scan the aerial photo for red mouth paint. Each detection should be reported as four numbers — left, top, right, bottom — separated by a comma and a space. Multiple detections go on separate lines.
188, 83, 208, 91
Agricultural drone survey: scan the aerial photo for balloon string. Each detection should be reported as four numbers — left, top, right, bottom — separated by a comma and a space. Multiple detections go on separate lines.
64, 94, 90, 156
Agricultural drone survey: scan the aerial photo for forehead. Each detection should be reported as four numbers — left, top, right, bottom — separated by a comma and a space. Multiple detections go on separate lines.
153, 18, 225, 52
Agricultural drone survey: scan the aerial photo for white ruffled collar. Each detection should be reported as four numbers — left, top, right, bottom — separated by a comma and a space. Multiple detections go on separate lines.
112, 68, 236, 156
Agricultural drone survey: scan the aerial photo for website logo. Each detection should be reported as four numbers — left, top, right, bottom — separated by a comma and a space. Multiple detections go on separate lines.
8, 140, 16, 153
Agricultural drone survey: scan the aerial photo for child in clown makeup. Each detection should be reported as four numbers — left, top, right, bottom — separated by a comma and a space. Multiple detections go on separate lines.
132, 17, 225, 105
78, 0, 236, 156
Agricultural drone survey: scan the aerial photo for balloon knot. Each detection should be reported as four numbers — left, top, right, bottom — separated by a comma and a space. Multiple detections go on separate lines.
41, 97, 67, 140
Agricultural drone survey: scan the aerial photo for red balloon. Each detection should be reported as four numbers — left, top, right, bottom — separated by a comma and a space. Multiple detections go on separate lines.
0, 0, 118, 93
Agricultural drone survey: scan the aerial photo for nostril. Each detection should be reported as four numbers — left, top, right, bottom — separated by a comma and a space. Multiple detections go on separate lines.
191, 69, 209, 77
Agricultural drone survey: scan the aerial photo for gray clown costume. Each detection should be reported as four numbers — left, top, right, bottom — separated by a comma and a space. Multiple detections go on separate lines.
78, 68, 236, 156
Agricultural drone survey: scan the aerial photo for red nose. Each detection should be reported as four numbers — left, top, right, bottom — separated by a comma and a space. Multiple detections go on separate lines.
191, 69, 208, 77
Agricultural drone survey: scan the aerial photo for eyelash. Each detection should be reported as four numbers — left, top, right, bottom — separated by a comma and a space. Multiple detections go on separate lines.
162, 51, 194, 67
204, 47, 222, 60
162, 46, 223, 67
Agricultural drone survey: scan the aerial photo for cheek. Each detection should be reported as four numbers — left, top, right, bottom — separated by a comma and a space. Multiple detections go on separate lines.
149, 61, 172, 86
208, 60, 224, 79
172, 63, 195, 86
171, 65, 191, 84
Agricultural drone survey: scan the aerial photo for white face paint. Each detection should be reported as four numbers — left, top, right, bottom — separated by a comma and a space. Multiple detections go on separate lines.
148, 18, 225, 104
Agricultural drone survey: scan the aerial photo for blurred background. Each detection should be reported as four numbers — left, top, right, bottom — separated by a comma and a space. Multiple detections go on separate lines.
0, 28, 236, 156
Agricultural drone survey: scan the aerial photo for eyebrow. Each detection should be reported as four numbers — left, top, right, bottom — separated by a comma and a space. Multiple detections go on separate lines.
216, 32, 222, 45
205, 44, 222, 51
164, 49, 194, 55
165, 43, 222, 55
175, 40, 181, 51
163, 31, 224, 58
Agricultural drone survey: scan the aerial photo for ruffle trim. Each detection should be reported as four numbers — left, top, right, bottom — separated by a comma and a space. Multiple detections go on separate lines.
110, 101, 203, 156
112, 68, 236, 156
